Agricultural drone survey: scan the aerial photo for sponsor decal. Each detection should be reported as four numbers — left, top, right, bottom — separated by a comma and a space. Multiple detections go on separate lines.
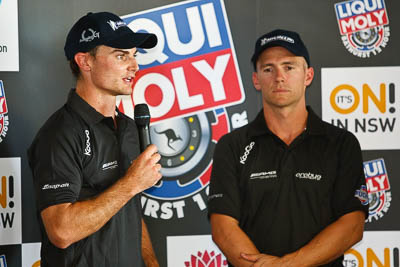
354, 185, 369, 205
167, 235, 227, 266
250, 171, 277, 180
102, 160, 118, 170
363, 158, 391, 222
119, 0, 246, 219
0, 81, 9, 144
334, 0, 390, 58
239, 141, 255, 165
41, 183, 70, 190
84, 130, 91, 156
22, 242, 41, 267
107, 20, 127, 31
0, 0, 19, 71
295, 172, 322, 181
79, 29, 100, 43
343, 231, 400, 267
0, 158, 21, 245
322, 67, 400, 150
261, 35, 294, 46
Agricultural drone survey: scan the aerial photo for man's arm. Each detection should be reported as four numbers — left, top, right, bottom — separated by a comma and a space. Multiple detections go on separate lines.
241, 210, 365, 267
142, 219, 159, 267
41, 145, 162, 249
210, 213, 262, 267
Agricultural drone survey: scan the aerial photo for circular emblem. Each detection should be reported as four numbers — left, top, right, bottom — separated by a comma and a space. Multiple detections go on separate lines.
345, 25, 389, 57
367, 190, 391, 222
144, 108, 230, 200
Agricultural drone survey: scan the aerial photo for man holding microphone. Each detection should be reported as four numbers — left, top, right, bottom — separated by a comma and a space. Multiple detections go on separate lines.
28, 11, 161, 266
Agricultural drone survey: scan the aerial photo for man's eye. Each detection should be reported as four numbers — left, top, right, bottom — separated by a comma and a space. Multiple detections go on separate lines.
263, 68, 272, 73
117, 55, 126, 60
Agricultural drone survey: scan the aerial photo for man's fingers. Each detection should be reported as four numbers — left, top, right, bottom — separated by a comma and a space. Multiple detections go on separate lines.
240, 253, 260, 262
143, 144, 158, 156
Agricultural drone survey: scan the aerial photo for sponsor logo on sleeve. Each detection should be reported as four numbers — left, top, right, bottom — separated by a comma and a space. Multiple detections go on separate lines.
41, 183, 70, 190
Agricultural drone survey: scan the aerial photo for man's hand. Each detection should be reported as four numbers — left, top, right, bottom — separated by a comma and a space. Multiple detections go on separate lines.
240, 253, 289, 267
124, 144, 162, 195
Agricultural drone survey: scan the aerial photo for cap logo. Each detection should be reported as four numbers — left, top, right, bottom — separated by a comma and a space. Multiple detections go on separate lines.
107, 20, 127, 31
260, 35, 295, 46
79, 28, 100, 43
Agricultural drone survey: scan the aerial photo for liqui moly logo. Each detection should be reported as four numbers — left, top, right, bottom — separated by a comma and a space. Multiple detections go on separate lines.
0, 80, 9, 144
334, 0, 390, 58
120, 0, 244, 122
120, 0, 246, 220
363, 158, 391, 222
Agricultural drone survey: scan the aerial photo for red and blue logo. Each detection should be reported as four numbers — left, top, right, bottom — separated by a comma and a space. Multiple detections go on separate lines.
0, 80, 9, 144
120, 0, 245, 219
334, 0, 390, 58
363, 158, 391, 222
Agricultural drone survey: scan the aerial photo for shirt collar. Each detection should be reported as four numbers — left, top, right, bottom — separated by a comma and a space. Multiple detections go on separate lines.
248, 106, 326, 137
66, 89, 106, 125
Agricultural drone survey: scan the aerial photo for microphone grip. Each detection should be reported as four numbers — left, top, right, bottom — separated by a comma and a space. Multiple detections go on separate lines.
138, 125, 151, 153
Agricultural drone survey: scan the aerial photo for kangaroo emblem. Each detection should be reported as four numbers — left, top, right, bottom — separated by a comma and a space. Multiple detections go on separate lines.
155, 128, 183, 150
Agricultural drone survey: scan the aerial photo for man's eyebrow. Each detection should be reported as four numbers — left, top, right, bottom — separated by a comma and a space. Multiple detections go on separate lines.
111, 49, 130, 54
259, 61, 298, 68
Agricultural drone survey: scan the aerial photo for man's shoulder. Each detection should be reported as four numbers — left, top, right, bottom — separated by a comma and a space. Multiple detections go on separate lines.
39, 104, 86, 135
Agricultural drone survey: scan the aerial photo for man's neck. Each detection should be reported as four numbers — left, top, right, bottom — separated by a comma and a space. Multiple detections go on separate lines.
75, 80, 116, 119
263, 104, 308, 146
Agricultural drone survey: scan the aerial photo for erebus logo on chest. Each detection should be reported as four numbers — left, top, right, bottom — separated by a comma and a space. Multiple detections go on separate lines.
84, 130, 91, 156
240, 141, 255, 164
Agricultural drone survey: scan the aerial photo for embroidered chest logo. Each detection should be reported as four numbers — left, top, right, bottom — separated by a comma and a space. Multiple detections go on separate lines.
295, 172, 322, 181
102, 160, 118, 171
84, 130, 91, 156
240, 141, 255, 165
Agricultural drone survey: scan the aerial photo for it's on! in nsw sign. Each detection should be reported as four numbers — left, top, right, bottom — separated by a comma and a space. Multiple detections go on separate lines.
118, 0, 246, 220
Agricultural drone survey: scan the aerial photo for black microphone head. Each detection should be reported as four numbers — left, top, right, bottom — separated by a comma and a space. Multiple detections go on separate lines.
134, 103, 151, 126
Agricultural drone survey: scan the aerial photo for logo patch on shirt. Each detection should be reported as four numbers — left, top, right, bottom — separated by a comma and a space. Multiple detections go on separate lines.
250, 171, 277, 180
102, 160, 118, 171
239, 141, 255, 165
208, 193, 223, 201
84, 130, 91, 156
42, 183, 70, 190
295, 172, 322, 181
355, 185, 369, 206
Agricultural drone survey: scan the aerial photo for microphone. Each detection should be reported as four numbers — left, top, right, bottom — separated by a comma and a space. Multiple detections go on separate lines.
134, 103, 151, 152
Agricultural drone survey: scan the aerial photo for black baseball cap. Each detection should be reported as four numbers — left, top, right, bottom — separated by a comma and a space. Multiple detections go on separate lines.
64, 12, 158, 60
251, 29, 310, 70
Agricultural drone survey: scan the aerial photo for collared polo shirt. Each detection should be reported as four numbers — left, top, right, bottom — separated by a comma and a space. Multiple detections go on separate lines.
28, 89, 143, 267
208, 107, 368, 267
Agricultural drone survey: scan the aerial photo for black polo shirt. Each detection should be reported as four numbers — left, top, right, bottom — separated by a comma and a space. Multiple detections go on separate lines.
28, 89, 143, 267
208, 107, 369, 267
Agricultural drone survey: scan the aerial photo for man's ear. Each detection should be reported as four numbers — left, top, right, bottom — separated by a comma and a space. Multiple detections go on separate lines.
74, 52, 91, 73
305, 66, 314, 87
252, 72, 261, 91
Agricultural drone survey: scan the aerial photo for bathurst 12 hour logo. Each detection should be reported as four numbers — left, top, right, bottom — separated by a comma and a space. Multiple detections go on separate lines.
118, 0, 246, 219
334, 0, 390, 58
0, 81, 9, 144
363, 158, 391, 222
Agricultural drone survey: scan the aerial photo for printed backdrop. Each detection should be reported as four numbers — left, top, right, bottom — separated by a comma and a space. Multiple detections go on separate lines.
0, 0, 399, 266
